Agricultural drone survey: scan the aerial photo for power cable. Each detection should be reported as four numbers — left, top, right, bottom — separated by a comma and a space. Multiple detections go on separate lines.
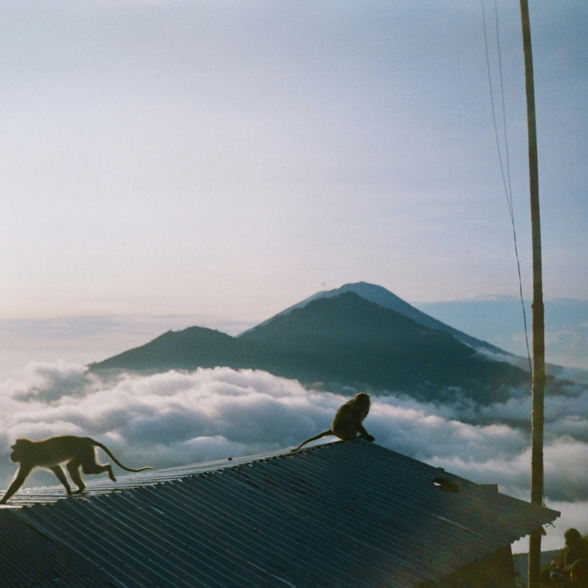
481, 0, 532, 376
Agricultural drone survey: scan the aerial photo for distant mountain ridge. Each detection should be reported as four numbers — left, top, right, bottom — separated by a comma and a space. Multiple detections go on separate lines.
240, 282, 506, 354
91, 286, 529, 404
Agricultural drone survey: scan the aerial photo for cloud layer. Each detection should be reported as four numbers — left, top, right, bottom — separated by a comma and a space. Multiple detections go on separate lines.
1, 362, 587, 551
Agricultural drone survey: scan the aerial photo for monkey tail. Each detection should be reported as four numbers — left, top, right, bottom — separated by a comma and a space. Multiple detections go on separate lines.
291, 430, 333, 452
90, 439, 152, 472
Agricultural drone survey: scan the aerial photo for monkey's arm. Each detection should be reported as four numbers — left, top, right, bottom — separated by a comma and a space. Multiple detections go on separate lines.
50, 466, 72, 494
291, 430, 332, 452
0, 465, 33, 505
356, 424, 375, 443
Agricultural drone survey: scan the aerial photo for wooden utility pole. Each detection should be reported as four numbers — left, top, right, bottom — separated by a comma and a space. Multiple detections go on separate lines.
519, 2, 546, 588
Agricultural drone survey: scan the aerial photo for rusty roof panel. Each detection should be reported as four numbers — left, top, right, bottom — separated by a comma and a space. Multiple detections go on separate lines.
0, 440, 558, 588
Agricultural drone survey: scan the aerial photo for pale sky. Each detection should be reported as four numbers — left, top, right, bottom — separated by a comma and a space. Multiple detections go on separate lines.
1, 0, 587, 326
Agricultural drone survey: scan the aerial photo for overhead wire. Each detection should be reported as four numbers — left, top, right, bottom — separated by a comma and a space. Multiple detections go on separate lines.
481, 0, 532, 376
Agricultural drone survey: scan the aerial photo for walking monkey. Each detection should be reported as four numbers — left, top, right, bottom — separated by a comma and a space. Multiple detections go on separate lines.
1, 435, 151, 504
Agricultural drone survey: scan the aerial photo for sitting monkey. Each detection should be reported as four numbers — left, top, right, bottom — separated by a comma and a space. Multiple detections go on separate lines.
0, 435, 151, 504
292, 392, 375, 452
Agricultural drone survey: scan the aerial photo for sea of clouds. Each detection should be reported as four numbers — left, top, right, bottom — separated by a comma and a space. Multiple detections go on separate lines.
1, 361, 587, 551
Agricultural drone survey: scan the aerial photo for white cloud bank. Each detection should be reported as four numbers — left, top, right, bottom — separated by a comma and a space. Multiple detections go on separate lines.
1, 362, 587, 552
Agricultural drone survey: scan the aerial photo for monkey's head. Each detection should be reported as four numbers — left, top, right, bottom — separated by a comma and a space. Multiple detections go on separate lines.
10, 439, 32, 463
354, 392, 370, 409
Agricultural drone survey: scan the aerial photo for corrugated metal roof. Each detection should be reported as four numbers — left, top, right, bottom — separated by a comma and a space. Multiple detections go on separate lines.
0, 508, 115, 587
0, 440, 558, 588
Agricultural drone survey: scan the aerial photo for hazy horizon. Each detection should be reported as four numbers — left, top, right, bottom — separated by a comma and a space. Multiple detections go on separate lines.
1, 287, 587, 382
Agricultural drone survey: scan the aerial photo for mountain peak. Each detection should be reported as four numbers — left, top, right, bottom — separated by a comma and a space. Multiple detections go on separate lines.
240, 282, 505, 355
91, 283, 526, 403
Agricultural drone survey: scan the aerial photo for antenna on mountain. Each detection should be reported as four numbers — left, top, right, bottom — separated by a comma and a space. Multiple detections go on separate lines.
519, 2, 546, 588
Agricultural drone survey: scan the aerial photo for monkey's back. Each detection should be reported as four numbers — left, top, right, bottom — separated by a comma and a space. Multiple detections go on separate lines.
331, 400, 366, 440
25, 436, 94, 467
